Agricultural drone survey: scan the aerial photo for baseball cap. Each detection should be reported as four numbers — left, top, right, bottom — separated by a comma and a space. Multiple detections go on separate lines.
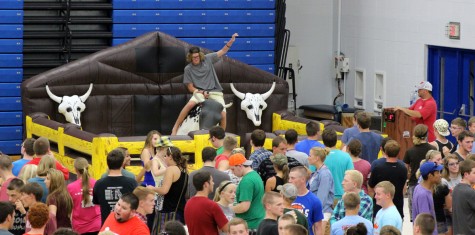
228, 153, 252, 166
280, 183, 298, 201
155, 136, 174, 148
419, 161, 443, 178
417, 81, 432, 91
433, 119, 450, 136
189, 46, 200, 54
271, 153, 288, 166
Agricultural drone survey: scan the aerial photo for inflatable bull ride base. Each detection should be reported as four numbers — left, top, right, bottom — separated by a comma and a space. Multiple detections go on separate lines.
22, 32, 317, 178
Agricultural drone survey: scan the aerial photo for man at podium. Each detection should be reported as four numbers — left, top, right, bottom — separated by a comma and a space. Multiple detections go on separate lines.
393, 81, 437, 142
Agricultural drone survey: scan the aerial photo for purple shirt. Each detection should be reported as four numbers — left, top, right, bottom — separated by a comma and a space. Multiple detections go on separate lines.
412, 184, 437, 235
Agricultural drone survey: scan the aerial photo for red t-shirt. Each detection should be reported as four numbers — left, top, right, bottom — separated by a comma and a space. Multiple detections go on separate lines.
26, 157, 69, 180
100, 212, 149, 235
214, 154, 229, 169
184, 196, 229, 235
353, 159, 371, 194
0, 177, 15, 201
409, 97, 437, 142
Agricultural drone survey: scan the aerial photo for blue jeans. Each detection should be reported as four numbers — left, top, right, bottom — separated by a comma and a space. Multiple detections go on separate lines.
408, 185, 415, 222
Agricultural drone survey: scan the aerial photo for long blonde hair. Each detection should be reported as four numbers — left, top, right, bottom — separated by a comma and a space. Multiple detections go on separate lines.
18, 164, 37, 183
36, 154, 55, 176
143, 130, 161, 153
74, 157, 91, 206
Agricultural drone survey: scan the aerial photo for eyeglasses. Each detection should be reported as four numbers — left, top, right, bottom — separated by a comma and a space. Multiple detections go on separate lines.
448, 162, 459, 167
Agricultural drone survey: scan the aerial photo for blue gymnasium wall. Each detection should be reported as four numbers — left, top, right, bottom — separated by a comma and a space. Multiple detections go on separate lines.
0, 1, 23, 154
111, 0, 277, 73
0, 0, 277, 154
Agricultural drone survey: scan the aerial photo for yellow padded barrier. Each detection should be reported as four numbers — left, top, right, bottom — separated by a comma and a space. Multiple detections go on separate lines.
272, 113, 325, 135
26, 114, 241, 179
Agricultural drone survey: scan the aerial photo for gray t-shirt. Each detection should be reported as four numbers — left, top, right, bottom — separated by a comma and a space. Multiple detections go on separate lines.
0, 229, 13, 235
287, 150, 309, 168
218, 203, 235, 235
183, 52, 223, 92
452, 183, 475, 235
188, 166, 231, 199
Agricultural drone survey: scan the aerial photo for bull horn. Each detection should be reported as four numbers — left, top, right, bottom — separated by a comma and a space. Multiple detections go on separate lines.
261, 82, 276, 100
224, 102, 233, 108
79, 83, 93, 102
45, 85, 62, 103
230, 83, 245, 100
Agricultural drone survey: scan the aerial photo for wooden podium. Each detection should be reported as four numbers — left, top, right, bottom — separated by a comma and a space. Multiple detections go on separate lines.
382, 108, 416, 160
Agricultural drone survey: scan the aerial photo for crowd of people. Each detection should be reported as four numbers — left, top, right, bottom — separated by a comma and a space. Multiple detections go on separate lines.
0, 111, 474, 235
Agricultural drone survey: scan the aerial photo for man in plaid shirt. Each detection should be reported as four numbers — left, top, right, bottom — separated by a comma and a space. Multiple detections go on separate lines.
330, 170, 373, 225
249, 129, 273, 171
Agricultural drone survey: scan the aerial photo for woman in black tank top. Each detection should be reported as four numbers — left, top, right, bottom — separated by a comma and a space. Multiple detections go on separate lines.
148, 147, 188, 227
432, 139, 454, 158
265, 153, 289, 192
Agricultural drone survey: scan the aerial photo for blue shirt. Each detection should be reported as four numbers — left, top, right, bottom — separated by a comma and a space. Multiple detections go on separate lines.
324, 149, 354, 198
12, 159, 30, 176
295, 139, 325, 172
308, 165, 334, 213
341, 125, 360, 145
295, 139, 325, 155
249, 148, 272, 171
374, 205, 402, 234
350, 131, 383, 163
28, 177, 48, 203
291, 191, 324, 235
331, 215, 373, 235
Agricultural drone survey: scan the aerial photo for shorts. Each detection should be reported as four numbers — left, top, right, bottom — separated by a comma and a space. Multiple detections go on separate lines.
445, 209, 452, 226
190, 91, 227, 112
437, 221, 448, 234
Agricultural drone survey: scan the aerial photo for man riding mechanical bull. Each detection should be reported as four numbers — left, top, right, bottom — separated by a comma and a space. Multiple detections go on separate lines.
171, 33, 239, 135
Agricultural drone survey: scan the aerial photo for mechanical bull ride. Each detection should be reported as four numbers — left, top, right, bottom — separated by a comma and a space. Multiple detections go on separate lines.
20, 31, 317, 177
176, 93, 233, 135
176, 82, 276, 134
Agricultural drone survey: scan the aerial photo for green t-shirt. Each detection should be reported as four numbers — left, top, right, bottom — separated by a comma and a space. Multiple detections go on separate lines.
216, 146, 224, 155
235, 170, 265, 229
283, 208, 309, 229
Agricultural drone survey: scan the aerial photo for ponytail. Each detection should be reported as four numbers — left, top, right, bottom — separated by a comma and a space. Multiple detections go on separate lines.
168, 147, 188, 173
310, 147, 331, 162
282, 164, 290, 183
74, 157, 91, 205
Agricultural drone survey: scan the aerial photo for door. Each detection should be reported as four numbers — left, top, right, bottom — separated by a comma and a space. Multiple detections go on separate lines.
428, 46, 475, 142
460, 53, 475, 118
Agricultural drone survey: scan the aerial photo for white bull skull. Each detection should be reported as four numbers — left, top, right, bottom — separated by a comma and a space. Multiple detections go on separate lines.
230, 82, 275, 126
46, 84, 93, 126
